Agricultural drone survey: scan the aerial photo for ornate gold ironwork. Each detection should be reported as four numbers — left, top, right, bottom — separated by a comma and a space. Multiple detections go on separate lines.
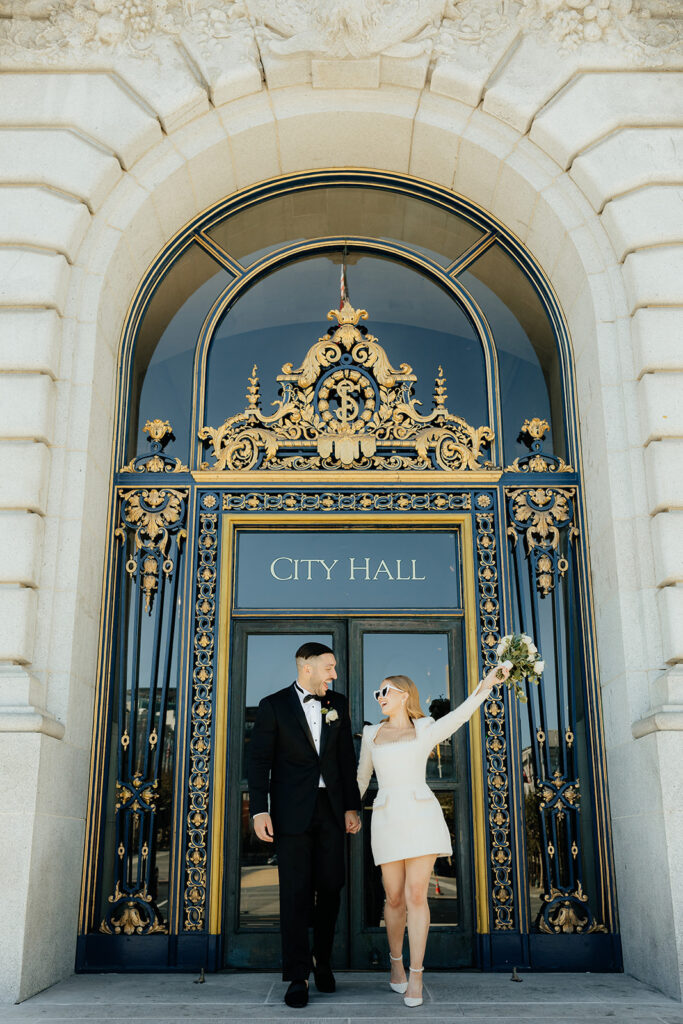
506, 487, 578, 596
100, 882, 167, 936
115, 488, 188, 612
476, 508, 515, 930
183, 496, 218, 930
538, 883, 607, 935
505, 417, 573, 473
121, 419, 189, 474
223, 490, 472, 513
200, 301, 495, 472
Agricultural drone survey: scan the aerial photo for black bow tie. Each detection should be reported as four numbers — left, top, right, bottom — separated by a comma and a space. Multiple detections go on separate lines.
296, 684, 321, 703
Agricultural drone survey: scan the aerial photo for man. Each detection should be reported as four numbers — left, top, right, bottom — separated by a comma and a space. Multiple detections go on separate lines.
248, 641, 362, 1008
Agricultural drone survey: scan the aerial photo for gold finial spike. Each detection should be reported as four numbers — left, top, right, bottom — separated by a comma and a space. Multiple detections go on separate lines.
433, 366, 447, 408
521, 418, 550, 444
143, 419, 173, 446
246, 365, 261, 409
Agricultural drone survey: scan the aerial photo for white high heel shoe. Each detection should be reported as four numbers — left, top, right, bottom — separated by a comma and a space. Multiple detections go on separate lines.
404, 965, 424, 1007
389, 952, 408, 994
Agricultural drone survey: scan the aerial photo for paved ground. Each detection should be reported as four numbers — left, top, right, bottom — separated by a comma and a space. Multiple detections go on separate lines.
1, 972, 682, 1023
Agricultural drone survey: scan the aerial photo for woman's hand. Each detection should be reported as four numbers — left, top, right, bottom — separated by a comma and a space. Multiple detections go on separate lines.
479, 662, 510, 697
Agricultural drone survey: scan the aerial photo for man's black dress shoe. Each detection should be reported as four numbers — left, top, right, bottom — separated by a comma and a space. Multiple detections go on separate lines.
284, 980, 309, 1008
312, 961, 335, 993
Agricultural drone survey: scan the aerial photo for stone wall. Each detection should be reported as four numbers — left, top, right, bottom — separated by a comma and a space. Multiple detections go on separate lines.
0, 0, 681, 1004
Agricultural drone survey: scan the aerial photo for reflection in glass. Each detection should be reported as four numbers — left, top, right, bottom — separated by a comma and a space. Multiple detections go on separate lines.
204, 254, 487, 443
239, 633, 332, 928
239, 792, 280, 929
242, 633, 333, 779
459, 243, 563, 464
208, 186, 484, 268
361, 632, 450, 734
127, 243, 232, 463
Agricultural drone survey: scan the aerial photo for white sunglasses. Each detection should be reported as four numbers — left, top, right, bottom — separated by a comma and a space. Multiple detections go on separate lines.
373, 683, 404, 702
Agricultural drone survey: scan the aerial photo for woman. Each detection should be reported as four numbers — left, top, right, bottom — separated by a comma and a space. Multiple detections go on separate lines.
356, 664, 508, 1007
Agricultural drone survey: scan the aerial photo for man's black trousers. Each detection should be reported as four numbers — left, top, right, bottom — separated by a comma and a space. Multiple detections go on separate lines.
274, 789, 346, 981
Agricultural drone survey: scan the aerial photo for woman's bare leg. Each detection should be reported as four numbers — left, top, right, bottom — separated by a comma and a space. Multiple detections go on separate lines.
380, 860, 407, 986
404, 854, 437, 999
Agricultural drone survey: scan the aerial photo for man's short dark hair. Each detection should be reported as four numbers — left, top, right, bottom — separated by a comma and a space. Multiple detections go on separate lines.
295, 641, 334, 660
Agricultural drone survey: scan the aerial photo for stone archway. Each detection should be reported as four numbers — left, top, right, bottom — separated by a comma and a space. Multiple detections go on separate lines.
0, 48, 681, 1001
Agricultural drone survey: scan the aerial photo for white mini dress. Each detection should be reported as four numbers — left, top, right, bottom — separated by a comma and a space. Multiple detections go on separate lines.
357, 684, 487, 866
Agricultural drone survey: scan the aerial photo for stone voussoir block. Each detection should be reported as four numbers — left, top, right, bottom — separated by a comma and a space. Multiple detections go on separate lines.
601, 186, 683, 264
651, 511, 683, 588
0, 310, 61, 378
0, 586, 38, 665
0, 442, 51, 514
0, 513, 45, 588
0, 186, 91, 266
623, 247, 683, 312
0, 128, 122, 212
656, 585, 683, 665
632, 308, 683, 379
530, 71, 683, 171
0, 73, 162, 171
571, 128, 683, 213
0, 249, 70, 315
0, 375, 56, 445
644, 439, 683, 513
637, 372, 683, 445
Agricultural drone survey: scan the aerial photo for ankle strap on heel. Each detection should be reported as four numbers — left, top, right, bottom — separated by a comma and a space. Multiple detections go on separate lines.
389, 953, 403, 961
409, 966, 424, 972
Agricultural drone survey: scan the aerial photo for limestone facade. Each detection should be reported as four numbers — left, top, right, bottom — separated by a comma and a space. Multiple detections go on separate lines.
0, 0, 681, 1005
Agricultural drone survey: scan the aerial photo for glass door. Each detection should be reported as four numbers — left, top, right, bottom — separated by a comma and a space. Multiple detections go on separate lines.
348, 618, 476, 969
223, 619, 348, 968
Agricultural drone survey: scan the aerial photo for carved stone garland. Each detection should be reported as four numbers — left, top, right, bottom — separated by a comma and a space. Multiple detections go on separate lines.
200, 301, 494, 473
475, 504, 515, 930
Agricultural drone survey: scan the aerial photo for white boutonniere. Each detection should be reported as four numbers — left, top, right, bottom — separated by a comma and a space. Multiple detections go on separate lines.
322, 707, 339, 724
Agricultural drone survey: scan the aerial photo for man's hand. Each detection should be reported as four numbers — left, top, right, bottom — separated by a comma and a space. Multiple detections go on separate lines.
345, 810, 361, 835
253, 812, 274, 843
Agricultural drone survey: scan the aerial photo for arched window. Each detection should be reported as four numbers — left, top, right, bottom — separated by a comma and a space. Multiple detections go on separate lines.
80, 173, 618, 976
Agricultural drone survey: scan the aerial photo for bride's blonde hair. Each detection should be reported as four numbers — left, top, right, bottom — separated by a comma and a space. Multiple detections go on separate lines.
383, 675, 425, 720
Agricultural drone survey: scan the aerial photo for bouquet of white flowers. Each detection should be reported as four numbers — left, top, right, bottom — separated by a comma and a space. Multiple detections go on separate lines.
495, 633, 544, 703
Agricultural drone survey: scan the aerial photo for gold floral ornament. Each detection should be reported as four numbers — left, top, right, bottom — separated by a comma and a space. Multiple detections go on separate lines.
115, 488, 188, 612
506, 487, 579, 596
505, 417, 573, 474
199, 300, 495, 472
120, 418, 189, 474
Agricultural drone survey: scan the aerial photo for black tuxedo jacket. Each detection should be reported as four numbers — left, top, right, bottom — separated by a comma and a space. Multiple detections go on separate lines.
247, 684, 361, 835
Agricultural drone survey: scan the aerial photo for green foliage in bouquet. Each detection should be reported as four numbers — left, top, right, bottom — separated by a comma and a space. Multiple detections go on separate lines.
495, 633, 544, 703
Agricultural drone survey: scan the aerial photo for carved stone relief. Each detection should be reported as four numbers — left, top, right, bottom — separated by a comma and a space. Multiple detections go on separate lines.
0, 0, 679, 72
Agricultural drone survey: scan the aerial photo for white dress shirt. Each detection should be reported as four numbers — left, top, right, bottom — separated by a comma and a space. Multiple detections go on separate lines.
295, 683, 326, 788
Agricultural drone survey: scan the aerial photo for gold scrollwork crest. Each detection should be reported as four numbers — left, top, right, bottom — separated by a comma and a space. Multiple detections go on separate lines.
115, 487, 188, 612
506, 487, 579, 596
199, 301, 495, 473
